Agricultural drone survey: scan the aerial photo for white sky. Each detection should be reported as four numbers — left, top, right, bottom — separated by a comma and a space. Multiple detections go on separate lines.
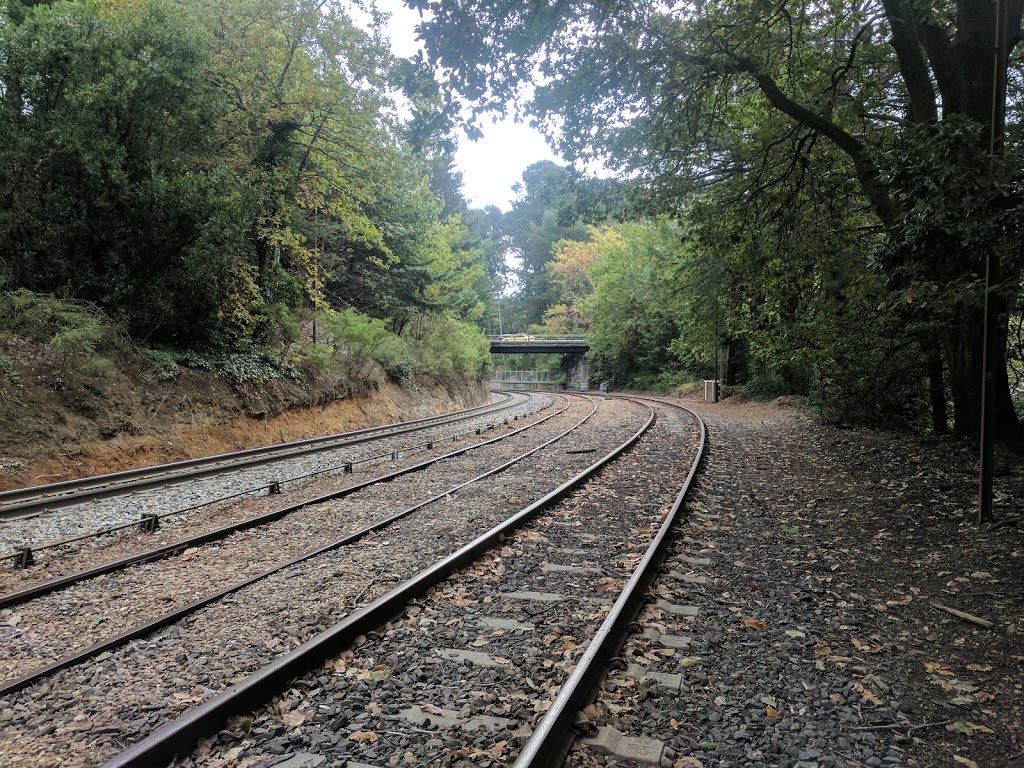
376, 1, 561, 211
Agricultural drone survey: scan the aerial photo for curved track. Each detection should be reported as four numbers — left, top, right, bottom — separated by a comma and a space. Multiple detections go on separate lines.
0, 392, 528, 521
0, 392, 546, 568
75, 396, 705, 768
0, 395, 675, 768
0, 395, 567, 610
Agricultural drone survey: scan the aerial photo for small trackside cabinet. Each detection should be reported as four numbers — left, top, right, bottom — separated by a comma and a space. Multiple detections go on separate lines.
703, 379, 719, 403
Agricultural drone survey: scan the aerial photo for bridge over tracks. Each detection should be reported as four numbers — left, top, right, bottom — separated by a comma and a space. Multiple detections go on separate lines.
487, 335, 589, 354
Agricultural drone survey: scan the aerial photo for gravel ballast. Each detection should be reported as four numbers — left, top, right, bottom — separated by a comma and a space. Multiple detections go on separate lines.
567, 397, 1023, 768
0, 395, 653, 768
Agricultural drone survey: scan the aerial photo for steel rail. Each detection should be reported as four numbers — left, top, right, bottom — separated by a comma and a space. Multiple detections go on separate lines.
100, 399, 657, 768
0, 395, 602, 698
0, 395, 551, 565
0, 396, 575, 610
514, 397, 707, 767
0, 391, 527, 519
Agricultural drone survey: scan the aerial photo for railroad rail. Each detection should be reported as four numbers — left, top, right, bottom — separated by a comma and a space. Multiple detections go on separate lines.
0, 396, 706, 768
0, 395, 599, 700
0, 391, 526, 521
0, 392, 547, 568
0, 396, 569, 610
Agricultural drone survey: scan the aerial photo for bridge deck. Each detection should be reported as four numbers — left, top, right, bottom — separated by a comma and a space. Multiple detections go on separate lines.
488, 336, 589, 354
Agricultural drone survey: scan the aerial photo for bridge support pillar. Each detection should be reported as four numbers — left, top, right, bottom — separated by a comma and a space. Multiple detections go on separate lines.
566, 354, 591, 391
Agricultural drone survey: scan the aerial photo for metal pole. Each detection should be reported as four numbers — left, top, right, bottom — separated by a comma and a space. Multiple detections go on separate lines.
979, 254, 994, 525
979, 0, 1006, 525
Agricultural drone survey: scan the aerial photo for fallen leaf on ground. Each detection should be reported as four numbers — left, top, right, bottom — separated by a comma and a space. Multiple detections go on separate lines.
349, 731, 378, 743
281, 710, 307, 728
946, 721, 974, 736
742, 616, 767, 631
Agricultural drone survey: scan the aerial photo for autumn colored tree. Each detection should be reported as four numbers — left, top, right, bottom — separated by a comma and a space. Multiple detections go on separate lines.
410, 0, 1024, 441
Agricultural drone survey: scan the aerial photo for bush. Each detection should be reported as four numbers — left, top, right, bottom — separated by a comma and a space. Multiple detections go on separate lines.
290, 341, 338, 378
0, 353, 18, 385
387, 356, 414, 383
321, 309, 409, 378
217, 352, 295, 384
137, 347, 182, 380
743, 374, 797, 401
412, 315, 492, 379
0, 290, 118, 378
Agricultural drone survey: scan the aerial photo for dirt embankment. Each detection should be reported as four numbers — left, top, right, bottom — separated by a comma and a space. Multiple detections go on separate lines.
0, 352, 488, 491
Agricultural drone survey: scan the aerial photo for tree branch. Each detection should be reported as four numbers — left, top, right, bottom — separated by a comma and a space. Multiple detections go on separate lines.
879, 0, 938, 123
734, 57, 901, 231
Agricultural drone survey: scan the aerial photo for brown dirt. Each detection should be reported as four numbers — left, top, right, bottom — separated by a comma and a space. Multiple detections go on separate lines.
0, 337, 487, 490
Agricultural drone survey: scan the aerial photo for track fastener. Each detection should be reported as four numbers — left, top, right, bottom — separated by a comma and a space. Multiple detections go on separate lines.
15, 547, 34, 568
140, 513, 160, 533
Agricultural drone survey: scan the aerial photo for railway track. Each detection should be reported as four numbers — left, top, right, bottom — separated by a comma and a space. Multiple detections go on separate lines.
0, 392, 529, 522
0, 394, 592, 688
0, 394, 688, 768
0, 392, 549, 574
144, 395, 706, 768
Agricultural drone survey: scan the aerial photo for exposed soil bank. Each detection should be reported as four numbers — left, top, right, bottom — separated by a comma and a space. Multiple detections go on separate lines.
0, 366, 488, 491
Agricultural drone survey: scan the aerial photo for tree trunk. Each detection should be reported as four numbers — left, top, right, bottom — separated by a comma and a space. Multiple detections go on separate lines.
944, 285, 1021, 442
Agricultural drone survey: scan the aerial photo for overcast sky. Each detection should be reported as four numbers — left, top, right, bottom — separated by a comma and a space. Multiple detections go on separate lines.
378, 1, 560, 211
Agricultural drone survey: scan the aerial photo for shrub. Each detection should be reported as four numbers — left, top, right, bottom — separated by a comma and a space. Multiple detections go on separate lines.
0, 290, 117, 378
290, 341, 338, 378
743, 374, 797, 401
0, 353, 18, 385
137, 347, 182, 380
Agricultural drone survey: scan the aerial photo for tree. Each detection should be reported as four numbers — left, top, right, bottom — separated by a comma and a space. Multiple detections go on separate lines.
501, 161, 589, 328
410, 0, 1024, 442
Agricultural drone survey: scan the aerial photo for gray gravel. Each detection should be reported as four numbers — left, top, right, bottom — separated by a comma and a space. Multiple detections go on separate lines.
0, 394, 552, 592
0, 394, 582, 685
0, 395, 658, 768
169, 399, 701, 768
566, 401, 900, 768
0, 393, 546, 556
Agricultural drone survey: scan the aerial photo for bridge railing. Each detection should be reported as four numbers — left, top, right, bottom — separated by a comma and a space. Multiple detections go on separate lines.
486, 335, 588, 343
493, 370, 563, 383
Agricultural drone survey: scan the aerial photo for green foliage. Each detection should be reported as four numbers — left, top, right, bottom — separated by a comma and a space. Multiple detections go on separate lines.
218, 353, 295, 384
0, 289, 117, 378
414, 0, 1024, 440
387, 357, 415, 383
412, 316, 492, 379
0, 353, 19, 386
323, 309, 409, 375
0, 0, 499, 388
137, 345, 297, 384
289, 342, 339, 378
743, 375, 801, 403
137, 347, 182, 381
